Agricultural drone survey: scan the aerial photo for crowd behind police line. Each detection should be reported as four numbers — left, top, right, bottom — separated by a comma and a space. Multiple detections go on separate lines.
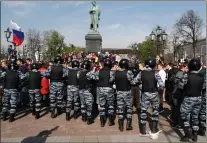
0, 52, 206, 142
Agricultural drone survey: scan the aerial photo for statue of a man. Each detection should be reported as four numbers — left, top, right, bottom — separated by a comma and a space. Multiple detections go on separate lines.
89, 0, 101, 32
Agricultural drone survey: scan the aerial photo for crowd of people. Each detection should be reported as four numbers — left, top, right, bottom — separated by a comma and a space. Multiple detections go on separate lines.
0, 52, 206, 141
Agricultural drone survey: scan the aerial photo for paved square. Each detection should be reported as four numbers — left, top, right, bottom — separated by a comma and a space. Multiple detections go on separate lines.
1, 103, 206, 142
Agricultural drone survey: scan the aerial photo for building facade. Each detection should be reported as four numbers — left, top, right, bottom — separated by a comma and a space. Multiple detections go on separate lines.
178, 39, 206, 65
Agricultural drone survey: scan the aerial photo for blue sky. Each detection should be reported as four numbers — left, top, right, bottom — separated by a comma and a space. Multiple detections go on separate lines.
1, 1, 206, 49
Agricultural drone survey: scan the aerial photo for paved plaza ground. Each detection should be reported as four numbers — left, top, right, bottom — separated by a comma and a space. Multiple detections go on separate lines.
1, 103, 206, 143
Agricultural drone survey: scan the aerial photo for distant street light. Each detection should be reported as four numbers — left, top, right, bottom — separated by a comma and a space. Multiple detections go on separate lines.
4, 27, 12, 41
132, 43, 139, 54
200, 45, 205, 64
149, 26, 168, 56
4, 27, 17, 60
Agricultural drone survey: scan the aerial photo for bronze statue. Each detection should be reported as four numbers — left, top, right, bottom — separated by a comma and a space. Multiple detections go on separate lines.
89, 0, 101, 32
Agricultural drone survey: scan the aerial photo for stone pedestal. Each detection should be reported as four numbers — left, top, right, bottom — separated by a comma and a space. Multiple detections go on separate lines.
85, 32, 102, 53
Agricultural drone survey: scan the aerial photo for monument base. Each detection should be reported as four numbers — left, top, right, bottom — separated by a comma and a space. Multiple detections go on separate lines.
85, 31, 102, 53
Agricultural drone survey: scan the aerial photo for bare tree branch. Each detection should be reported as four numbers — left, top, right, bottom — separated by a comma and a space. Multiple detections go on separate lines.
26, 29, 42, 61
173, 10, 204, 58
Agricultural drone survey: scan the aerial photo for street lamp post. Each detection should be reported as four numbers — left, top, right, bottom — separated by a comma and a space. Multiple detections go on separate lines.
148, 46, 151, 58
4, 28, 12, 42
149, 26, 168, 56
133, 43, 139, 56
4, 28, 17, 60
200, 45, 205, 64
23, 44, 27, 58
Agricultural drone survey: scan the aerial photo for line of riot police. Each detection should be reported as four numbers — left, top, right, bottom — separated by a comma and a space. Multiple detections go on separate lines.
0, 56, 206, 141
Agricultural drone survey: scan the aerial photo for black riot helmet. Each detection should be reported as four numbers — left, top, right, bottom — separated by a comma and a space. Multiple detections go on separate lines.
54, 56, 63, 64
188, 58, 201, 71
81, 60, 91, 70
119, 59, 129, 69
72, 60, 80, 68
8, 62, 18, 71
31, 63, 39, 70
145, 59, 156, 68
104, 59, 112, 69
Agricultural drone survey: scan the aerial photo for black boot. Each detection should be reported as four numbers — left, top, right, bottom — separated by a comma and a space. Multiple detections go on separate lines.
151, 121, 159, 133
73, 111, 78, 119
192, 131, 198, 142
57, 108, 61, 115
51, 109, 57, 118
180, 127, 192, 142
1, 112, 7, 121
100, 115, 106, 127
35, 111, 40, 119
31, 107, 35, 116
9, 113, 15, 122
126, 118, 133, 130
66, 112, 70, 121
87, 117, 94, 125
140, 123, 147, 135
198, 125, 206, 136
118, 119, 124, 132
82, 113, 87, 122
108, 115, 115, 126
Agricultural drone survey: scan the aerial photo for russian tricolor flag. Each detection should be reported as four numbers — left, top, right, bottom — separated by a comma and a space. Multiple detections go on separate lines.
10, 20, 24, 46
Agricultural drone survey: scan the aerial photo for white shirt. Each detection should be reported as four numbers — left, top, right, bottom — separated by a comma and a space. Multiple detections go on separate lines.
158, 69, 166, 87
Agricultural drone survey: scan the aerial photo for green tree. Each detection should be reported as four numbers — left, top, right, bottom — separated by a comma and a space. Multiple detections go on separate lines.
130, 40, 157, 63
43, 30, 65, 60
62, 44, 84, 54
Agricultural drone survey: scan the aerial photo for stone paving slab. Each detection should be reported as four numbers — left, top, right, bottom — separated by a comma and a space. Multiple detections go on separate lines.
1, 134, 207, 143
55, 136, 71, 143
45, 136, 58, 142
97, 135, 112, 142
84, 136, 98, 142
70, 136, 84, 142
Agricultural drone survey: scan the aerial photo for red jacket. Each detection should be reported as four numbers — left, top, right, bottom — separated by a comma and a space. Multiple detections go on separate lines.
39, 67, 49, 95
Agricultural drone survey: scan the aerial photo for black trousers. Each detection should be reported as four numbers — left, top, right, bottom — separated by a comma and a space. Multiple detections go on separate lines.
172, 97, 183, 126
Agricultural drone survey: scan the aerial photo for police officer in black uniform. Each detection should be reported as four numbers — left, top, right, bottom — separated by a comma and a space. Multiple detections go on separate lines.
1, 62, 25, 122
179, 59, 206, 142
87, 59, 115, 127
65, 60, 80, 121
78, 60, 94, 124
42, 56, 67, 118
129, 61, 140, 111
26, 63, 42, 119
115, 59, 136, 131
135, 59, 164, 136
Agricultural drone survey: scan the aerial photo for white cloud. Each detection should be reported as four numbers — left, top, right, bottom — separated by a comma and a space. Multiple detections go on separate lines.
107, 24, 122, 29
3, 1, 27, 7
75, 1, 86, 6
13, 10, 29, 17
3, 1, 36, 8
3, 1, 37, 17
